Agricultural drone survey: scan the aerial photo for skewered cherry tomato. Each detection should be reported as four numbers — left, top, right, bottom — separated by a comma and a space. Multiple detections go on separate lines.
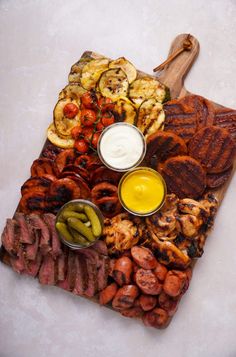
101, 113, 115, 127
71, 125, 83, 139
81, 91, 97, 109
82, 127, 94, 143
91, 132, 101, 148
74, 139, 89, 153
81, 109, 97, 127
98, 97, 115, 112
63, 103, 79, 118
96, 122, 105, 132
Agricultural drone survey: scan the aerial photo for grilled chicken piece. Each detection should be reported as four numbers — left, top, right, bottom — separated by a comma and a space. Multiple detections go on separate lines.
176, 214, 202, 238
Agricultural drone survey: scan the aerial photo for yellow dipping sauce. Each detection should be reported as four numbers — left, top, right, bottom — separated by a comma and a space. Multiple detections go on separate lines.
119, 168, 166, 215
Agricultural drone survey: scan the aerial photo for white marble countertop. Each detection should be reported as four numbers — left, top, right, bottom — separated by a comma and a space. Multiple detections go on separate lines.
1, 1, 236, 356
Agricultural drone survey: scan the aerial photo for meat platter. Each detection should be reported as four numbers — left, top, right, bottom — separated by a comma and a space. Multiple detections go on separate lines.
1, 33, 236, 329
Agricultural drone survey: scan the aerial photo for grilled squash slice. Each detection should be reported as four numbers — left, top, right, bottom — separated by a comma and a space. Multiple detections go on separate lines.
129, 77, 167, 106
68, 56, 92, 83
99, 68, 129, 101
59, 83, 86, 100
53, 98, 80, 138
137, 98, 165, 137
47, 123, 75, 148
81, 58, 109, 90
109, 57, 137, 84
113, 98, 137, 125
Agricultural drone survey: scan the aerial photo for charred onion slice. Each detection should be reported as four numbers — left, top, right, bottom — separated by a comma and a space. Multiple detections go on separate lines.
96, 196, 122, 218
21, 175, 56, 196
55, 149, 76, 173
90, 166, 122, 186
61, 164, 90, 181
99, 68, 129, 100
47, 123, 75, 149
109, 57, 137, 84
59, 83, 86, 100
91, 182, 118, 201
68, 56, 92, 83
19, 190, 47, 214
129, 77, 167, 106
81, 58, 109, 90
137, 99, 165, 136
54, 98, 80, 138
30, 158, 58, 177
47, 178, 81, 211
59, 174, 90, 199
113, 98, 137, 125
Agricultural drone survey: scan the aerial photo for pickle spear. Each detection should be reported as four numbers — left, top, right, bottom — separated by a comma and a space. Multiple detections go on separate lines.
84, 205, 102, 237
68, 226, 90, 246
61, 210, 88, 222
67, 217, 96, 242
56, 222, 74, 242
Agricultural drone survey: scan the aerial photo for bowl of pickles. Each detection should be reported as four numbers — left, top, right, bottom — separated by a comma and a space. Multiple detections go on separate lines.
55, 199, 104, 249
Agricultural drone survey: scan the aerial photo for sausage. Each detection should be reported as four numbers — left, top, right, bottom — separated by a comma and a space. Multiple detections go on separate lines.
158, 292, 179, 316
120, 307, 143, 318
181, 267, 192, 294
99, 283, 118, 305
135, 269, 162, 295
113, 257, 133, 286
153, 262, 168, 282
112, 285, 139, 310
163, 270, 187, 297
139, 294, 157, 311
142, 308, 170, 329
131, 246, 157, 269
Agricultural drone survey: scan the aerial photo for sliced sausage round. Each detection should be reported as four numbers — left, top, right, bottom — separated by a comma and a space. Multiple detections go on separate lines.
112, 285, 139, 310
142, 308, 170, 329
153, 262, 168, 282
163, 270, 187, 297
113, 257, 133, 286
99, 283, 118, 305
131, 246, 157, 269
135, 269, 162, 295
139, 294, 157, 311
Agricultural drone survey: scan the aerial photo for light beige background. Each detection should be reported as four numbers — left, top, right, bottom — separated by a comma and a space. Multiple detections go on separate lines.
0, 1, 236, 356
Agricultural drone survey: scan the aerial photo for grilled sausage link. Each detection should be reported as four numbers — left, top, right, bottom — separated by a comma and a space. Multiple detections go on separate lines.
113, 257, 133, 286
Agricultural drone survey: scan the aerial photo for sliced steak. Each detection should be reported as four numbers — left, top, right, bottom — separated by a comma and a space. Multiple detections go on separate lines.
57, 253, 67, 282
26, 252, 42, 277
67, 250, 77, 291
14, 212, 33, 244
43, 213, 62, 257
10, 245, 26, 273
1, 219, 20, 256
38, 254, 55, 285
29, 214, 51, 255
92, 240, 108, 256
83, 257, 97, 297
97, 256, 109, 292
73, 254, 87, 296
25, 229, 40, 261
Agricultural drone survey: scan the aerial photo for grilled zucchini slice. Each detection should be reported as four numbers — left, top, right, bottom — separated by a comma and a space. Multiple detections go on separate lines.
47, 123, 75, 148
113, 98, 137, 125
68, 57, 92, 83
129, 77, 167, 106
99, 68, 129, 101
59, 83, 86, 100
109, 57, 137, 84
53, 98, 80, 138
137, 98, 165, 137
81, 58, 109, 90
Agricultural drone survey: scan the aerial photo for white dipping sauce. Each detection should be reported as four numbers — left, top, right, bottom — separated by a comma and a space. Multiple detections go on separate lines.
99, 123, 145, 170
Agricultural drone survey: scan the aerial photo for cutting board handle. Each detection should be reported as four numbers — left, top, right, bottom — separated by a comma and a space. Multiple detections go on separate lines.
156, 34, 200, 99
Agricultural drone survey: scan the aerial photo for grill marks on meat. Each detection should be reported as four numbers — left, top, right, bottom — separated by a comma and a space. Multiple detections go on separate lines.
214, 107, 236, 142
1, 214, 110, 299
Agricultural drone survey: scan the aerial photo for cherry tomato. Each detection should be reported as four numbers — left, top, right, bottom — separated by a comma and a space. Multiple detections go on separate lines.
91, 132, 101, 149
81, 109, 97, 127
81, 91, 97, 109
63, 103, 79, 118
96, 121, 105, 132
98, 97, 115, 112
74, 139, 89, 153
82, 127, 94, 143
101, 113, 115, 127
71, 125, 83, 139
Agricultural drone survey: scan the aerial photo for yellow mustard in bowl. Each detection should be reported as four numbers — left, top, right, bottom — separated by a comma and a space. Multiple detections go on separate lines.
118, 167, 166, 216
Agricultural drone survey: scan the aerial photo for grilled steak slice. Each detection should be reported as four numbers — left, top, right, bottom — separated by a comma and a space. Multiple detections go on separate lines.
1, 219, 20, 256
14, 213, 33, 244
73, 254, 87, 296
57, 253, 67, 282
214, 107, 236, 142
39, 254, 55, 285
207, 165, 233, 188
26, 252, 42, 277
83, 257, 97, 297
164, 95, 214, 142
10, 245, 26, 273
146, 131, 187, 165
26, 229, 40, 261
188, 126, 236, 174
97, 256, 109, 292
161, 155, 206, 199
92, 240, 108, 256
67, 250, 77, 291
29, 214, 51, 255
43, 213, 62, 257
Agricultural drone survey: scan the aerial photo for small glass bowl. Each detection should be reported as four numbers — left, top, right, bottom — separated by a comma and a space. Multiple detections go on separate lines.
118, 167, 167, 217
55, 199, 104, 250
97, 122, 146, 172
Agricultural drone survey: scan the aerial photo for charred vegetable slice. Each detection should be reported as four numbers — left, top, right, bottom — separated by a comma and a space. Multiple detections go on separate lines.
129, 77, 167, 106
113, 98, 137, 125
59, 83, 86, 100
47, 123, 75, 149
53, 98, 80, 138
137, 99, 165, 136
99, 68, 129, 100
81, 58, 109, 90
109, 57, 137, 84
68, 56, 92, 83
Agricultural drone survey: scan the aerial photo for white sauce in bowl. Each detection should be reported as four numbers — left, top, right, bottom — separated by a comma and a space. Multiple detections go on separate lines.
98, 123, 146, 171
